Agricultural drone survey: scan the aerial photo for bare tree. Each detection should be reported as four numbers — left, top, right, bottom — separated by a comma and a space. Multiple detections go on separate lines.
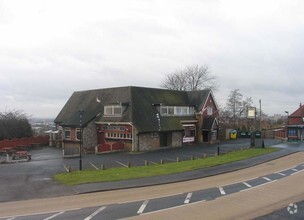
0, 110, 32, 140
161, 65, 218, 91
224, 89, 254, 129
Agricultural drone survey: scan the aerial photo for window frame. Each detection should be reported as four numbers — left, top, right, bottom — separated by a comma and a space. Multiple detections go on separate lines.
76, 128, 81, 141
104, 105, 123, 117
160, 106, 195, 116
64, 128, 71, 139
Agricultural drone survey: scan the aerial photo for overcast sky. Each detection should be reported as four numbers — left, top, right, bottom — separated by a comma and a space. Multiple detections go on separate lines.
1, 0, 303, 118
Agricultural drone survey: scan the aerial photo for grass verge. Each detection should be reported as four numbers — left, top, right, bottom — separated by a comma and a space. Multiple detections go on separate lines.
54, 147, 279, 186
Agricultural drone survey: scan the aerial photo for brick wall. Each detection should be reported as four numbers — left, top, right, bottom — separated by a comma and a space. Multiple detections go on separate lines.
0, 136, 49, 150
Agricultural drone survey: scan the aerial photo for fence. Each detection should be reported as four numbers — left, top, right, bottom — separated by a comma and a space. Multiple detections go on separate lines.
0, 136, 49, 150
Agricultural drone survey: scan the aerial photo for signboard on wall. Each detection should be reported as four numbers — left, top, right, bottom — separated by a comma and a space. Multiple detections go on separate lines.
183, 137, 195, 143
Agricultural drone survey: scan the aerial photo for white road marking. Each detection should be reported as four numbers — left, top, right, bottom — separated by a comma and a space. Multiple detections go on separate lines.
163, 157, 176, 162
5, 217, 15, 220
277, 172, 286, 176
219, 187, 226, 195
292, 168, 298, 172
262, 177, 272, 182
89, 162, 99, 170
184, 193, 192, 204
241, 180, 277, 192
43, 211, 65, 220
84, 206, 107, 220
243, 182, 252, 188
115, 161, 129, 168
63, 164, 69, 172
137, 200, 149, 214
291, 169, 304, 176
139, 200, 206, 216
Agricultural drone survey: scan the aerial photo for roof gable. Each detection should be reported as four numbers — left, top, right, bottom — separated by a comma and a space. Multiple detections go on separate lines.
290, 104, 304, 118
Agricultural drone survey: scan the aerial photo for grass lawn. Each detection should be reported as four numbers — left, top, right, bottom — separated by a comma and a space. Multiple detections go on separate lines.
54, 147, 279, 186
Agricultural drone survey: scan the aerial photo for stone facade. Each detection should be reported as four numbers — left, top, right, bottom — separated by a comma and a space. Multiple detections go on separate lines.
83, 121, 98, 149
172, 131, 182, 147
138, 132, 160, 151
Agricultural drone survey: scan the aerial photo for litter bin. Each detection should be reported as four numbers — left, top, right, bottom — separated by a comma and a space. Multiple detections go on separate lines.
230, 130, 237, 139
255, 131, 262, 139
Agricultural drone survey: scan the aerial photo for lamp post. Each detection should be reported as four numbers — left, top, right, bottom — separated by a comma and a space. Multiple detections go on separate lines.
284, 111, 289, 142
284, 111, 289, 125
79, 110, 84, 171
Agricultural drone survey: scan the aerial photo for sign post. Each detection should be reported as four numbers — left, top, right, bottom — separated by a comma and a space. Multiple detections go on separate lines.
247, 107, 256, 147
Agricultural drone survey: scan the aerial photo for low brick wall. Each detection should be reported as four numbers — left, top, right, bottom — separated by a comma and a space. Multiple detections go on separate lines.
0, 136, 49, 150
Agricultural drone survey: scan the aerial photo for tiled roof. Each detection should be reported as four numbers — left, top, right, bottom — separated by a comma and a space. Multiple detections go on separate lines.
290, 104, 304, 118
55, 86, 212, 132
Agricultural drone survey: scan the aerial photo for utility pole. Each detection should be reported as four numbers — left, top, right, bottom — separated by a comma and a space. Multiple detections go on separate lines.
79, 109, 84, 171
259, 99, 262, 131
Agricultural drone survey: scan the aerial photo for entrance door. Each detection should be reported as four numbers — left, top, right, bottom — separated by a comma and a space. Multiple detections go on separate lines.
160, 132, 172, 147
202, 131, 209, 142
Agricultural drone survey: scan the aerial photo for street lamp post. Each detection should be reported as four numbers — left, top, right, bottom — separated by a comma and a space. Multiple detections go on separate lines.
79, 110, 84, 171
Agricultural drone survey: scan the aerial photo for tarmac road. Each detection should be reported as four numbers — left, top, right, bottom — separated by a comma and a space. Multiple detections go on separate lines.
1, 151, 304, 219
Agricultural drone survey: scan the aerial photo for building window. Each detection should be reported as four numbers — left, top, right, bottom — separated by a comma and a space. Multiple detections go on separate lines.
76, 128, 81, 140
104, 105, 122, 116
288, 129, 297, 137
207, 106, 213, 115
160, 106, 195, 116
151, 132, 159, 138
183, 124, 196, 143
64, 128, 71, 139
105, 132, 132, 140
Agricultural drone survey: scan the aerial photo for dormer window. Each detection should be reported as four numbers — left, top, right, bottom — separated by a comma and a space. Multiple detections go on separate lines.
104, 105, 122, 116
160, 106, 195, 116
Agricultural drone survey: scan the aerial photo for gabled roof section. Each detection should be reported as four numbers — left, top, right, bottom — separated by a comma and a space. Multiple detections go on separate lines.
202, 116, 218, 130
131, 87, 187, 132
290, 104, 304, 118
54, 87, 132, 126
131, 87, 211, 132
187, 90, 211, 110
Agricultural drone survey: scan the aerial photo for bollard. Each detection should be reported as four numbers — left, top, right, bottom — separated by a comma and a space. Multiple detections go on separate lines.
176, 157, 180, 162
68, 166, 72, 173
160, 159, 164, 164
101, 164, 105, 170
127, 162, 131, 168
191, 155, 194, 160
217, 146, 220, 156
145, 160, 149, 166
203, 154, 206, 158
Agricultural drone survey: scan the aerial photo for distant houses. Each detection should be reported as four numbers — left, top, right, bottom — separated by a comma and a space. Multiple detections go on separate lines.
286, 103, 304, 142
54, 86, 219, 156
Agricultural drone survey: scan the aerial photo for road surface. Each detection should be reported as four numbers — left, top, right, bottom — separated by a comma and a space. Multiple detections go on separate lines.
0, 152, 304, 220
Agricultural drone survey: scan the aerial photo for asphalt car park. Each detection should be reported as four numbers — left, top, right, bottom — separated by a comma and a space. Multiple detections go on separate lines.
0, 139, 283, 202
